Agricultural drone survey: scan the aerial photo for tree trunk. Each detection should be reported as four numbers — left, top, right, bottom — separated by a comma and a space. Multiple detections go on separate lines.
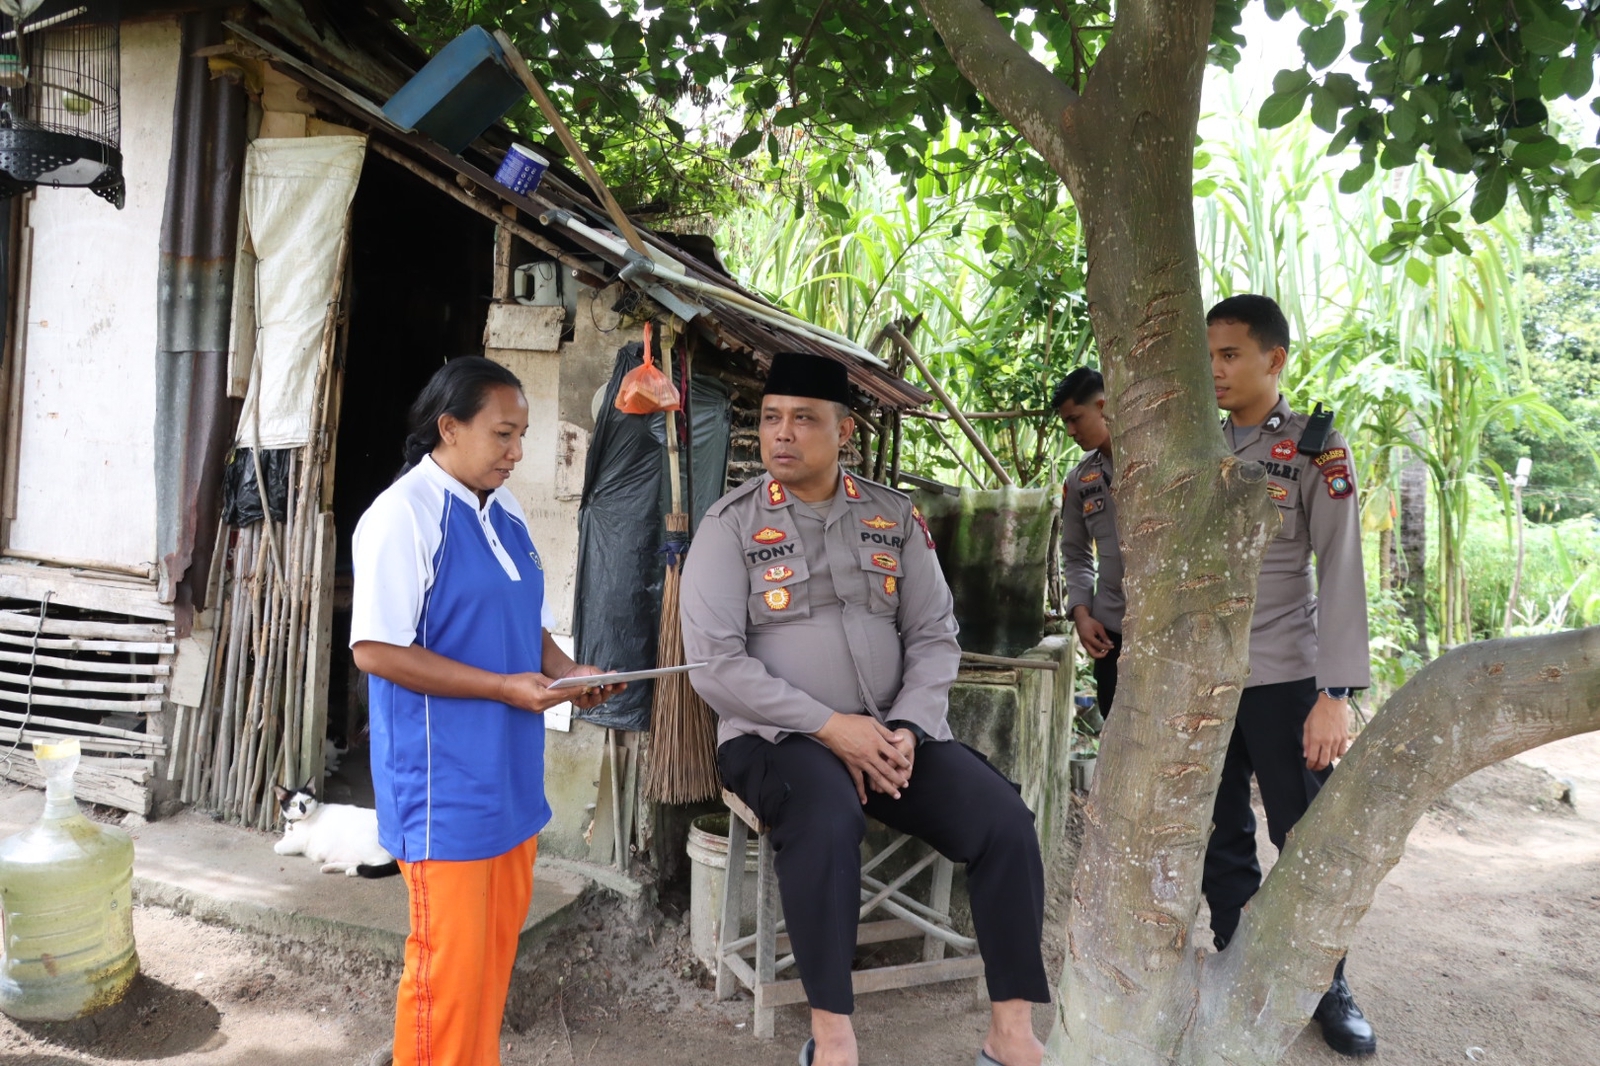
915, 2, 1600, 1063
1398, 457, 1429, 658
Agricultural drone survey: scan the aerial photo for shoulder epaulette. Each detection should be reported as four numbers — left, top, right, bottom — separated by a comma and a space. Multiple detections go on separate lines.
850, 472, 912, 504
1297, 403, 1334, 454
703, 475, 764, 518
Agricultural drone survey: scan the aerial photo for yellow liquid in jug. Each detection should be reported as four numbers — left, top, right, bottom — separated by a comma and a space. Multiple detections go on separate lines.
0, 740, 138, 1020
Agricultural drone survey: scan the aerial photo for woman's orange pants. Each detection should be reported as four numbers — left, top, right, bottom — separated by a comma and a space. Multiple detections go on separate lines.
392, 835, 539, 1066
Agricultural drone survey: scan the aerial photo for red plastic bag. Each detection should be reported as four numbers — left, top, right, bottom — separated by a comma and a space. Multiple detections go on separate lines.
614, 323, 681, 414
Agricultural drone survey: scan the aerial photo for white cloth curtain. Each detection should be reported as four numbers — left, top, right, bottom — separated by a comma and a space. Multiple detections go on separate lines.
236, 135, 366, 447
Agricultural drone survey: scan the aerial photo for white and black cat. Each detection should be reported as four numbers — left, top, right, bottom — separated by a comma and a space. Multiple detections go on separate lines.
272, 781, 399, 878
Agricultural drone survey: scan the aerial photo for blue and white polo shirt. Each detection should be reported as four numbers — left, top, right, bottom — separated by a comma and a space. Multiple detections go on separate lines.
350, 455, 555, 862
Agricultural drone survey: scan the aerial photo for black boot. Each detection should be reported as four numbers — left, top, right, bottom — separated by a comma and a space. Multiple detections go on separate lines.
1313, 959, 1377, 1057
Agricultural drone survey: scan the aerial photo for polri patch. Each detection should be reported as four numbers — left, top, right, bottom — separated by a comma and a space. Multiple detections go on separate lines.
871, 552, 898, 572
1267, 482, 1288, 501
763, 588, 792, 611
752, 527, 786, 544
843, 474, 861, 499
862, 514, 898, 529
766, 480, 788, 506
883, 575, 897, 596
1083, 497, 1105, 516
1079, 470, 1102, 483
1313, 447, 1347, 467
763, 565, 794, 582
1326, 475, 1353, 499
1271, 439, 1297, 461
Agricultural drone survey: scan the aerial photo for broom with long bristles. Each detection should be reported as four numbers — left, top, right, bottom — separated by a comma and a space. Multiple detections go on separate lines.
645, 324, 721, 804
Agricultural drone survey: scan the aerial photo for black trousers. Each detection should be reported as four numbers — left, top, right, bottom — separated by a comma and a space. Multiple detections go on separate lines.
718, 733, 1052, 1014
1202, 677, 1331, 947
1092, 629, 1123, 717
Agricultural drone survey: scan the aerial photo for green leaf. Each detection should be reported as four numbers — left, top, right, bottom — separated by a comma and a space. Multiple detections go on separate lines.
1368, 241, 1406, 265
1338, 157, 1375, 194
933, 148, 970, 165
1572, 163, 1600, 204
729, 128, 763, 158
1542, 56, 1572, 100
773, 106, 806, 127
1511, 136, 1561, 169
1309, 85, 1339, 133
1471, 164, 1509, 223
1404, 257, 1432, 286
1193, 177, 1219, 197
1388, 97, 1419, 143
981, 224, 1004, 254
816, 196, 850, 221
1259, 88, 1309, 128
1382, 196, 1402, 220
1193, 149, 1212, 168
1566, 54, 1596, 99
1272, 67, 1313, 95
1298, 18, 1345, 70
1520, 9, 1573, 58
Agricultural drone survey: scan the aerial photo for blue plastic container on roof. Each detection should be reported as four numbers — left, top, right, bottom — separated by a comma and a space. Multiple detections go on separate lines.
382, 25, 526, 154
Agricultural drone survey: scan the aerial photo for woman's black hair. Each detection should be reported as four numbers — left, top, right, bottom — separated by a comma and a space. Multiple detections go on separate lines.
399, 356, 524, 477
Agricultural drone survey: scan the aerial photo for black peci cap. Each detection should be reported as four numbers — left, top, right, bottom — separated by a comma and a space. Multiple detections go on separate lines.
762, 351, 852, 406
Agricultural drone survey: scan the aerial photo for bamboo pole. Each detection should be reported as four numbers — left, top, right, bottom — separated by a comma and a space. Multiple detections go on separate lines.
884, 327, 1013, 487
491, 30, 650, 256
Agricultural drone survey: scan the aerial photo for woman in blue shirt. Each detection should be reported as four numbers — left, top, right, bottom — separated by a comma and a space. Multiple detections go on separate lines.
350, 357, 620, 1066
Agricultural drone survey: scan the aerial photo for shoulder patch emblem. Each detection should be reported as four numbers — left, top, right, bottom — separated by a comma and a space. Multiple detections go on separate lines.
871, 552, 898, 572
862, 514, 898, 529
911, 505, 935, 549
1083, 497, 1105, 516
766, 480, 788, 506
1079, 470, 1102, 484
1270, 440, 1297, 461
528, 546, 543, 570
1264, 413, 1285, 432
763, 588, 792, 611
762, 565, 794, 583
883, 575, 897, 596
752, 527, 786, 544
1267, 482, 1288, 501
842, 474, 861, 499
1326, 475, 1353, 500
1313, 447, 1347, 468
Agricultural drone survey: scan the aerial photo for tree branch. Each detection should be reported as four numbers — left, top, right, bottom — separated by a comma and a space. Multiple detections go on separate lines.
915, 0, 1080, 175
1196, 627, 1600, 1065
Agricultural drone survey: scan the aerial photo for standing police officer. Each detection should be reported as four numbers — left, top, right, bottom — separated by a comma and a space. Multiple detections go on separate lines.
680, 352, 1050, 1066
1205, 295, 1376, 1057
1053, 367, 1124, 716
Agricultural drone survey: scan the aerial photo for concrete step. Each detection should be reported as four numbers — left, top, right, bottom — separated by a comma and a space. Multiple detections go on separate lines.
0, 783, 590, 965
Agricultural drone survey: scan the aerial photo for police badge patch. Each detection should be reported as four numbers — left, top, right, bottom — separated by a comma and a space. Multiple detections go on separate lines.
763, 565, 794, 582
883, 576, 897, 596
862, 515, 898, 529
752, 527, 786, 544
1271, 440, 1297, 461
763, 588, 792, 611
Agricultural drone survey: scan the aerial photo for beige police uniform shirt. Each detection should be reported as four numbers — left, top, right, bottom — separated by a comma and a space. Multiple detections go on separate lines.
680, 466, 961, 746
1226, 397, 1371, 690
1060, 448, 1124, 633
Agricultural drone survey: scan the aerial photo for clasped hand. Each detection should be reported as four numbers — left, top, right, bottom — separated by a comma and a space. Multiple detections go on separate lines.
815, 713, 917, 804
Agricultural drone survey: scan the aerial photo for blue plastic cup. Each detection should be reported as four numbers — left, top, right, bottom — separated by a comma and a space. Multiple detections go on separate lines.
495, 143, 548, 196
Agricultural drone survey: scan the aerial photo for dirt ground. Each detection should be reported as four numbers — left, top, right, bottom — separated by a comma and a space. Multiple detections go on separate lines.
2, 735, 1597, 1066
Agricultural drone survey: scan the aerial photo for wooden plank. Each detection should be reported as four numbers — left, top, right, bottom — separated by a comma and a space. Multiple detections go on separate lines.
0, 565, 170, 621
2, 550, 154, 579
0, 611, 171, 640
0, 754, 153, 814
0, 631, 175, 655
167, 635, 211, 707
298, 513, 335, 787
0, 649, 169, 676
0, 688, 164, 714
0, 724, 164, 756
0, 705, 161, 738
757, 955, 986, 1009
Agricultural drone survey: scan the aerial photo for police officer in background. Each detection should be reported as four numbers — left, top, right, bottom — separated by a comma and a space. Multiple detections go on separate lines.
1205, 295, 1376, 1057
680, 352, 1050, 1066
1053, 367, 1124, 716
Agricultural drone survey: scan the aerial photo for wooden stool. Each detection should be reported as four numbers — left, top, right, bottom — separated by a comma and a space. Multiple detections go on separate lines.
714, 788, 985, 1039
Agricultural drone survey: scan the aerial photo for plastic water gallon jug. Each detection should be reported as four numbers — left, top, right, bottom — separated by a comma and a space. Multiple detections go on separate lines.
0, 739, 138, 1020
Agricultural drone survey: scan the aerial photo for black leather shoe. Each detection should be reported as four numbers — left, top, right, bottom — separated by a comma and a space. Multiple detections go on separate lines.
1313, 963, 1377, 1057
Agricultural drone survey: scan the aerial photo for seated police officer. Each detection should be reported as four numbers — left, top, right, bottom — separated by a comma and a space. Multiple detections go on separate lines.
681, 352, 1050, 1066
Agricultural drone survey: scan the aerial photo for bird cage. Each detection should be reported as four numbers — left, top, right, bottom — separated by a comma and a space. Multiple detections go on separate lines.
0, 0, 121, 208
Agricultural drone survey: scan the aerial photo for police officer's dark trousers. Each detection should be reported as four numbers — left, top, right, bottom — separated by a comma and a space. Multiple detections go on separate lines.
1202, 677, 1332, 947
718, 733, 1051, 1015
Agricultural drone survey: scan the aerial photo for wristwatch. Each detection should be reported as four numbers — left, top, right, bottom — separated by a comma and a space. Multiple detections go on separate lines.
1320, 687, 1352, 700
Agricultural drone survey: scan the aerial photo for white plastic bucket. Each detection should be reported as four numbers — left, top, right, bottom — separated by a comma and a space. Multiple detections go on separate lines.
686, 813, 771, 973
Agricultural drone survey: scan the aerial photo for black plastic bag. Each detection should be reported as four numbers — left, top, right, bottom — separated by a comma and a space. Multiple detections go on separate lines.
221, 447, 292, 526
